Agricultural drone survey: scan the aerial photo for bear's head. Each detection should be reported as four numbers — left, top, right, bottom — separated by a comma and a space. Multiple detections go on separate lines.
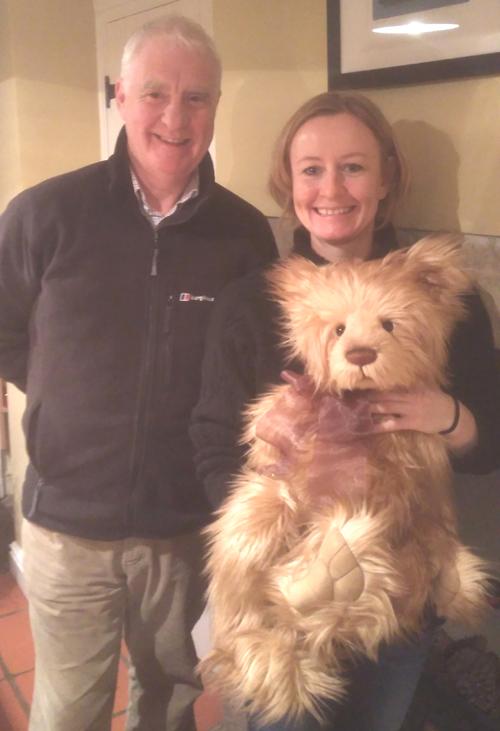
268, 235, 472, 394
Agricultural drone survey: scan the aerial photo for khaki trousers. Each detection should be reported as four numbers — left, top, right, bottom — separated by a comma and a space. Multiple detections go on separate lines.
22, 519, 206, 731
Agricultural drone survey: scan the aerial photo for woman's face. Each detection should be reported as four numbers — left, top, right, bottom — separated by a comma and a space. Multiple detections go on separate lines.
290, 112, 389, 262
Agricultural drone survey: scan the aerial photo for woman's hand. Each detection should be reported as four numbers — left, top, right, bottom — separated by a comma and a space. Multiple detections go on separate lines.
363, 387, 478, 455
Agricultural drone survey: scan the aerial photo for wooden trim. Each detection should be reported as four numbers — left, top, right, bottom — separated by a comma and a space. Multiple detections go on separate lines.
0, 380, 9, 452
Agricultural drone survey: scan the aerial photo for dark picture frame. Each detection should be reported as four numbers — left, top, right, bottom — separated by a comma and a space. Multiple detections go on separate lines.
327, 0, 500, 89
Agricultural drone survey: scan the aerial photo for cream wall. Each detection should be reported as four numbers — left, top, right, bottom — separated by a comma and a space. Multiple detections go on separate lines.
0, 4, 21, 210
213, 0, 499, 238
212, 0, 327, 216
1, 0, 100, 535
0, 79, 21, 209
364, 78, 500, 236
7, 0, 100, 189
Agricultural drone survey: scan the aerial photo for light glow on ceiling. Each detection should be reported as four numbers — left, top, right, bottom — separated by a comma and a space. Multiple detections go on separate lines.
373, 20, 459, 36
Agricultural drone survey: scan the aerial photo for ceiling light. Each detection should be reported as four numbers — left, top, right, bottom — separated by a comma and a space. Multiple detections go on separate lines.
373, 20, 459, 36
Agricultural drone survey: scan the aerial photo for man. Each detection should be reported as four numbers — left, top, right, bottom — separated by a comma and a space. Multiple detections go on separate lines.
0, 15, 276, 731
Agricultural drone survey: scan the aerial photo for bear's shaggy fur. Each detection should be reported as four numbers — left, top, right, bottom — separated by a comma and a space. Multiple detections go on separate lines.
200, 235, 490, 724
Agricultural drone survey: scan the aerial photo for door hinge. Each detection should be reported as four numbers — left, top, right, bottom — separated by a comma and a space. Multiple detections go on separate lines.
105, 75, 116, 108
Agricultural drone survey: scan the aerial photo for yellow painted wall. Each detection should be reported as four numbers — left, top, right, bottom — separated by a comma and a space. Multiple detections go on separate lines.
213, 0, 327, 216
0, 3, 21, 211
213, 0, 499, 237
363, 79, 500, 236
1, 0, 100, 535
0, 78, 21, 210
8, 0, 100, 189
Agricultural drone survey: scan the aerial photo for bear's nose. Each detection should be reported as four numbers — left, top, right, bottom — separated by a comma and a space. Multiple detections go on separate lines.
345, 347, 377, 366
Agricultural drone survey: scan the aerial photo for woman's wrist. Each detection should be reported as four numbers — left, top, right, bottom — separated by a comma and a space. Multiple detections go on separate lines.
441, 398, 478, 455
439, 395, 460, 435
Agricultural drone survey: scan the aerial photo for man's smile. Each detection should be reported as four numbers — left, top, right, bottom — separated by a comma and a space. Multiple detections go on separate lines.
152, 132, 190, 146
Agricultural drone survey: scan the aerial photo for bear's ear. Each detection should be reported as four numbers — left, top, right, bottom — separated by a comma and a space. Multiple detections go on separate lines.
266, 256, 321, 307
385, 233, 473, 300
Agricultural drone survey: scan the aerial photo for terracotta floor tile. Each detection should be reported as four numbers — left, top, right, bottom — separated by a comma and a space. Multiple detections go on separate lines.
0, 678, 29, 731
0, 573, 27, 617
120, 638, 129, 660
13, 670, 34, 707
113, 657, 129, 715
194, 690, 224, 731
0, 611, 35, 674
111, 711, 127, 730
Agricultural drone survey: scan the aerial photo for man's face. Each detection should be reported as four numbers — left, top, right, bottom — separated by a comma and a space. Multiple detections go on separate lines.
115, 37, 220, 186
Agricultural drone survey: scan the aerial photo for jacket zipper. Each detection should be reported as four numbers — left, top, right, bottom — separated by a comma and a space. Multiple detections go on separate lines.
151, 246, 159, 276
162, 294, 175, 389
127, 231, 163, 529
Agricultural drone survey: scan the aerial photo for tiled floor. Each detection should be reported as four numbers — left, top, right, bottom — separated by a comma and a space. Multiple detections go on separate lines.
0, 570, 223, 731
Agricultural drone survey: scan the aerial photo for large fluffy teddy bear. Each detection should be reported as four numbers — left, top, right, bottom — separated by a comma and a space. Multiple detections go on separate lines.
200, 235, 490, 724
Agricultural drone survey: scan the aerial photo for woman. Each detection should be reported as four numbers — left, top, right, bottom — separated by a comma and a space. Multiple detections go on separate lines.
191, 92, 500, 730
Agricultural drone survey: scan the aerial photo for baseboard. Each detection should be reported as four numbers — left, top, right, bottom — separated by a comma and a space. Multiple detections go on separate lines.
9, 540, 26, 595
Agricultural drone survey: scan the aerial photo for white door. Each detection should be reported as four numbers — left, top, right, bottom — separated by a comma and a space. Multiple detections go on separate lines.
95, 0, 212, 158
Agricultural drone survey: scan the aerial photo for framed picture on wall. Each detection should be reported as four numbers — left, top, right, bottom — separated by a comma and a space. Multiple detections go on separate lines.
327, 0, 500, 88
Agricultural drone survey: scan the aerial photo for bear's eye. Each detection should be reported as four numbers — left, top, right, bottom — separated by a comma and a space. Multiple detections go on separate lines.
381, 319, 394, 333
335, 324, 346, 337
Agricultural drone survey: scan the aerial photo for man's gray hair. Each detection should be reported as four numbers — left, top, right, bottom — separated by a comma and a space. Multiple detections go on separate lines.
120, 15, 221, 87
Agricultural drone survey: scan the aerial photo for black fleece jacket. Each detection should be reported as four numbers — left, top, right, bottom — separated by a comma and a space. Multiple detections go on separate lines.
191, 229, 500, 510
0, 128, 277, 539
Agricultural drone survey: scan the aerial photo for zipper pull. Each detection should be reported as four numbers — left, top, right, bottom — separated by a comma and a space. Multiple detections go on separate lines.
151, 247, 158, 276
151, 230, 159, 276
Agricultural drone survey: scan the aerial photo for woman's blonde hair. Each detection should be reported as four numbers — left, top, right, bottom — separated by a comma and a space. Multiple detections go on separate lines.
269, 91, 409, 229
